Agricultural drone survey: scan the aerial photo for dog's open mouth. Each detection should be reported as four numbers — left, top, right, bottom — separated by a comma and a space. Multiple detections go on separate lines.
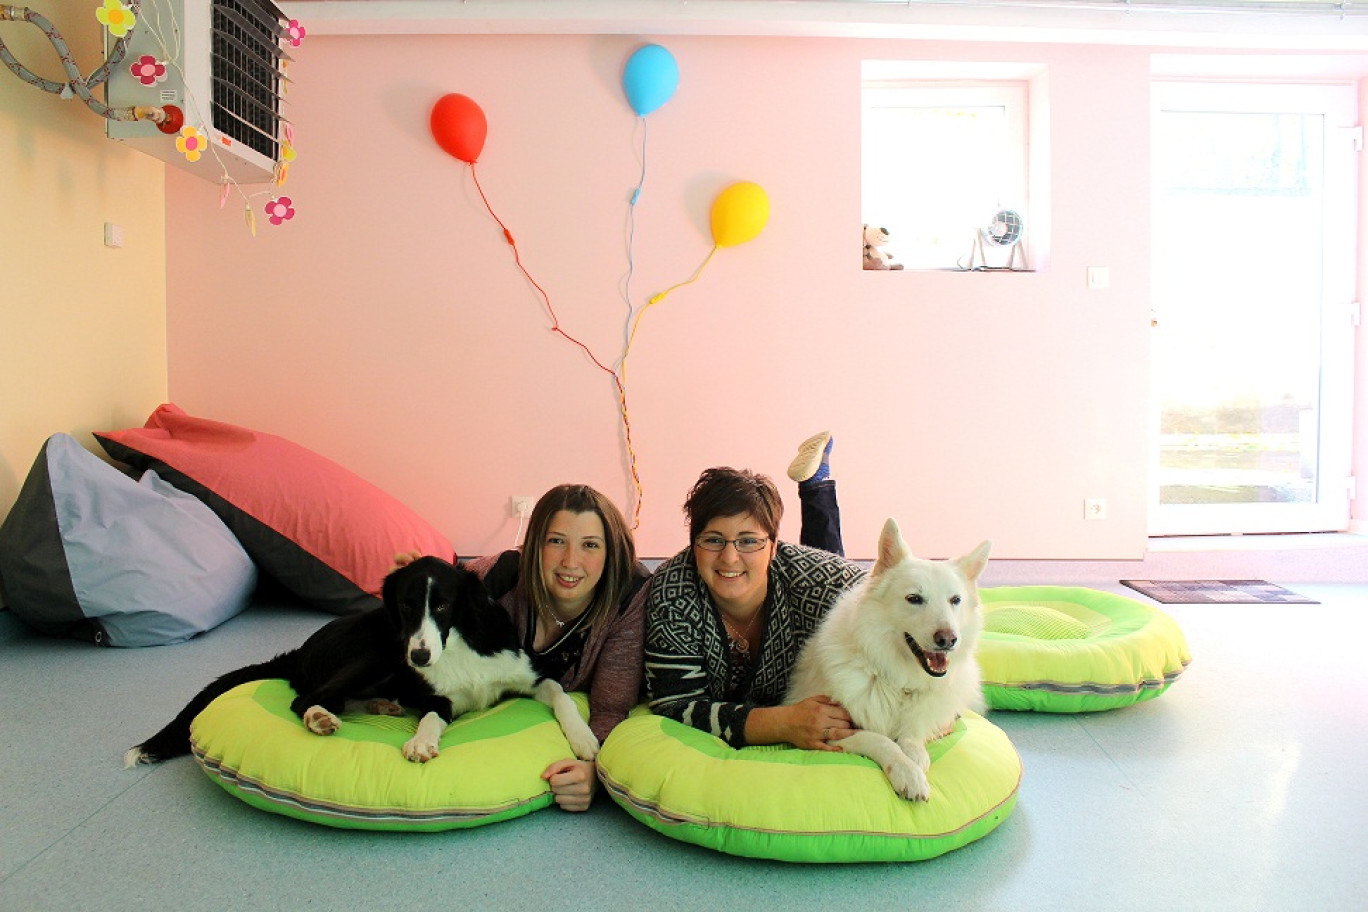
904, 634, 949, 678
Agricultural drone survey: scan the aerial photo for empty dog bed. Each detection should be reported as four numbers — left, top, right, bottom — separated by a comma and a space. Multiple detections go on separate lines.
189, 680, 589, 830
978, 586, 1191, 713
596, 708, 1020, 863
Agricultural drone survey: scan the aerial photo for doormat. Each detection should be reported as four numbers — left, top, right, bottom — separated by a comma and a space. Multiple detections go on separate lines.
1121, 579, 1318, 605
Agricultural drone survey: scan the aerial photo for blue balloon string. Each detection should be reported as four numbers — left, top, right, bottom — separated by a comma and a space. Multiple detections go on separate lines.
619, 116, 648, 365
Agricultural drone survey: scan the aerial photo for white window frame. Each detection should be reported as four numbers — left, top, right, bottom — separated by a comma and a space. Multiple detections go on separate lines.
1149, 79, 1359, 536
861, 61, 1040, 272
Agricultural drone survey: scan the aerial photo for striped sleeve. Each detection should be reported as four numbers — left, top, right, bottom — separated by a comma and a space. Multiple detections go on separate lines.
643, 552, 753, 747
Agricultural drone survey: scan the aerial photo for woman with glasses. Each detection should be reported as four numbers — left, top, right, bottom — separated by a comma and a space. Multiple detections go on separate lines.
397, 484, 648, 811
644, 433, 867, 750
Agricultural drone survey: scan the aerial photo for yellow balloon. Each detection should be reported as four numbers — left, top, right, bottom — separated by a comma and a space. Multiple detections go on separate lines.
710, 181, 769, 247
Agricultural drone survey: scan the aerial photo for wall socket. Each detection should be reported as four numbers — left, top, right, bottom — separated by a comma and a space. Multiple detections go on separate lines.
1084, 498, 1108, 520
510, 496, 534, 517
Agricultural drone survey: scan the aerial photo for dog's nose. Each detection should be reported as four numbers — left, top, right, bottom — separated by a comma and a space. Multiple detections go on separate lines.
934, 630, 958, 651
409, 647, 431, 667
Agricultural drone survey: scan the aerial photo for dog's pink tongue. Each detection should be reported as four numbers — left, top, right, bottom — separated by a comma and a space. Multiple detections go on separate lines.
926, 652, 949, 674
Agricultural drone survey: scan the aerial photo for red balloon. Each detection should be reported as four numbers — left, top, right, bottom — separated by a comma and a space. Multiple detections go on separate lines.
430, 93, 487, 163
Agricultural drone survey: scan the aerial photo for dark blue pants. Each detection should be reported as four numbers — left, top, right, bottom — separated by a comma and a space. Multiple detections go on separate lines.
798, 480, 843, 557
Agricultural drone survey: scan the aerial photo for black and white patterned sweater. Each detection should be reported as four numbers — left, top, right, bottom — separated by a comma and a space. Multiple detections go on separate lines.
643, 542, 867, 747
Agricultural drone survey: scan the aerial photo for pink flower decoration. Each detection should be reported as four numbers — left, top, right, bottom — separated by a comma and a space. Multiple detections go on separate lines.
129, 55, 167, 87
264, 196, 295, 226
285, 19, 306, 47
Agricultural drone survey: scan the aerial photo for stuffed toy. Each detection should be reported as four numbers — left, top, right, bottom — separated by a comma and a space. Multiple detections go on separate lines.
862, 224, 904, 270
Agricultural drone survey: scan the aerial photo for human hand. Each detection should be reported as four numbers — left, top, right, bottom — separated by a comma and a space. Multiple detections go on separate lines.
786, 695, 857, 751
391, 550, 423, 571
542, 758, 599, 812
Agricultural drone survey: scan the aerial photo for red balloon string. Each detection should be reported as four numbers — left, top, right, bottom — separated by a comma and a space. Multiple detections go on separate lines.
467, 163, 645, 528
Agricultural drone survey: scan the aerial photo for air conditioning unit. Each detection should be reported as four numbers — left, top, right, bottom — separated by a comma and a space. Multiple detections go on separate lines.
106, 0, 292, 184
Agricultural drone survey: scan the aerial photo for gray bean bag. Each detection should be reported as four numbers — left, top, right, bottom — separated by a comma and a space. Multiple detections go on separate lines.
0, 433, 256, 646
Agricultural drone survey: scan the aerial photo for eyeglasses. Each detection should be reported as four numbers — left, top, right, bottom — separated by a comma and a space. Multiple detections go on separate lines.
694, 535, 771, 554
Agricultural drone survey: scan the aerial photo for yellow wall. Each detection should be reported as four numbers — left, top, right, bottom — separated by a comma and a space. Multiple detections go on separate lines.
0, 6, 167, 519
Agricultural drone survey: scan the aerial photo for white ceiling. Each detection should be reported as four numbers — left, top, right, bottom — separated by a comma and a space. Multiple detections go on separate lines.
280, 1, 1368, 50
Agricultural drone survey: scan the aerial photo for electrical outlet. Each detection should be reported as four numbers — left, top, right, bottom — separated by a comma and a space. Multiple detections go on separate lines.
1084, 498, 1108, 520
511, 496, 534, 517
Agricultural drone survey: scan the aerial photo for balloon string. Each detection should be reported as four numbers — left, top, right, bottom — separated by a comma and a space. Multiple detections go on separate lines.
626, 245, 717, 356
616, 243, 717, 529
618, 116, 648, 368
468, 161, 645, 528
470, 162, 619, 377
616, 378, 644, 530
612, 116, 651, 527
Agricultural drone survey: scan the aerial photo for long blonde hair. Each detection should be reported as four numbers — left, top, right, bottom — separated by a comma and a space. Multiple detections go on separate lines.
520, 484, 636, 635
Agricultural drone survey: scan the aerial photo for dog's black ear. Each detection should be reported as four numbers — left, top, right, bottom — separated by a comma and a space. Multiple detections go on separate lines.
381, 562, 406, 610
453, 568, 519, 655
481, 550, 522, 602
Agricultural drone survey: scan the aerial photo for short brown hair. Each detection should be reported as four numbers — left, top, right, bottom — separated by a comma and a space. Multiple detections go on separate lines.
520, 484, 636, 633
683, 467, 783, 543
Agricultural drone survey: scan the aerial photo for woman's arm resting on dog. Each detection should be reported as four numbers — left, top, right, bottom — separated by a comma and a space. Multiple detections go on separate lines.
543, 758, 599, 812
745, 696, 854, 751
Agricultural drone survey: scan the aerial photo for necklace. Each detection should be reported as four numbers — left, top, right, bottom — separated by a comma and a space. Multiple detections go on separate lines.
721, 611, 761, 659
548, 604, 580, 630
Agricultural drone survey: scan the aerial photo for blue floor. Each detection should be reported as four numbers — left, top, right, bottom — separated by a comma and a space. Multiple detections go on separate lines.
2, 578, 1366, 911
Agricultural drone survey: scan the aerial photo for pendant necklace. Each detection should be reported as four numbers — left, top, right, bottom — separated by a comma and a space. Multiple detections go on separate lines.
722, 612, 759, 660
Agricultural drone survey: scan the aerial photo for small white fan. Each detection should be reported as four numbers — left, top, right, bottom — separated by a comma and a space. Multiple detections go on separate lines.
966, 209, 1028, 270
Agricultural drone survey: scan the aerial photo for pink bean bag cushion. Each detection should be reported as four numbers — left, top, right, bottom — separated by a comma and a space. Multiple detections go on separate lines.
96, 404, 453, 615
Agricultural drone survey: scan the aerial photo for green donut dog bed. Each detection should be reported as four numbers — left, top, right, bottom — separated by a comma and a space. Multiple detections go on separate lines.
597, 708, 1020, 863
189, 679, 589, 831
978, 586, 1191, 713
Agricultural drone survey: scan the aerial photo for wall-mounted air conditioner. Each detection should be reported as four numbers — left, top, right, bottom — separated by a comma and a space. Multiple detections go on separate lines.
106, 0, 291, 184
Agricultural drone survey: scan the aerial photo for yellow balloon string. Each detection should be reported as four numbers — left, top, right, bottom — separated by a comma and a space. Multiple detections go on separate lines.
624, 245, 717, 362
615, 244, 718, 528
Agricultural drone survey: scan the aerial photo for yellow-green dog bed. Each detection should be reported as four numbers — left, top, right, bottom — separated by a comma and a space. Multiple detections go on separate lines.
597, 708, 1021, 863
979, 586, 1191, 713
190, 679, 588, 830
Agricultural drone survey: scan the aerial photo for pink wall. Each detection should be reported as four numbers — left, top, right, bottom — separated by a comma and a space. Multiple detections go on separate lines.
165, 34, 1157, 560
1357, 78, 1368, 536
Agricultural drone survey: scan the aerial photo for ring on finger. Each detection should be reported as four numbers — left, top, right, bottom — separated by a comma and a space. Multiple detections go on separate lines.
823, 727, 831, 740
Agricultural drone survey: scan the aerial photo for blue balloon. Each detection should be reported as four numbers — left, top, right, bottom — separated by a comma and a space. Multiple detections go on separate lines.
623, 44, 679, 117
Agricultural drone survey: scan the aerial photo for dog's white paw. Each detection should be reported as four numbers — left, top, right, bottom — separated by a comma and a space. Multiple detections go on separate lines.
884, 756, 931, 802
568, 729, 600, 762
365, 698, 406, 717
402, 733, 440, 763
303, 706, 341, 736
898, 737, 932, 772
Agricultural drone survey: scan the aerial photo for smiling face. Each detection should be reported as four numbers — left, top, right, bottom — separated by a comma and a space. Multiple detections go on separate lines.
539, 509, 607, 618
692, 512, 776, 619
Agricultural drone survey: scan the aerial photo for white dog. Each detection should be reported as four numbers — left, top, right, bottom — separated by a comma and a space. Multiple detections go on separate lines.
786, 519, 991, 802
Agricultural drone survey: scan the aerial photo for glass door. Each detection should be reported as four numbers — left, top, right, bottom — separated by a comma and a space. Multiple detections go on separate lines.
1150, 82, 1358, 536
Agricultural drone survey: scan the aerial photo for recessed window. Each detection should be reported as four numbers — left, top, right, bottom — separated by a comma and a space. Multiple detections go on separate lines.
861, 61, 1042, 271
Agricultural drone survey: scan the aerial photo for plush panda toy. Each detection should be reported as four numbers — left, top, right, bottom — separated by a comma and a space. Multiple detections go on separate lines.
862, 224, 904, 270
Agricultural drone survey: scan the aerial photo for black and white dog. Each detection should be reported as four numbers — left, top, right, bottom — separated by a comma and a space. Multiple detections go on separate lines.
125, 556, 598, 767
